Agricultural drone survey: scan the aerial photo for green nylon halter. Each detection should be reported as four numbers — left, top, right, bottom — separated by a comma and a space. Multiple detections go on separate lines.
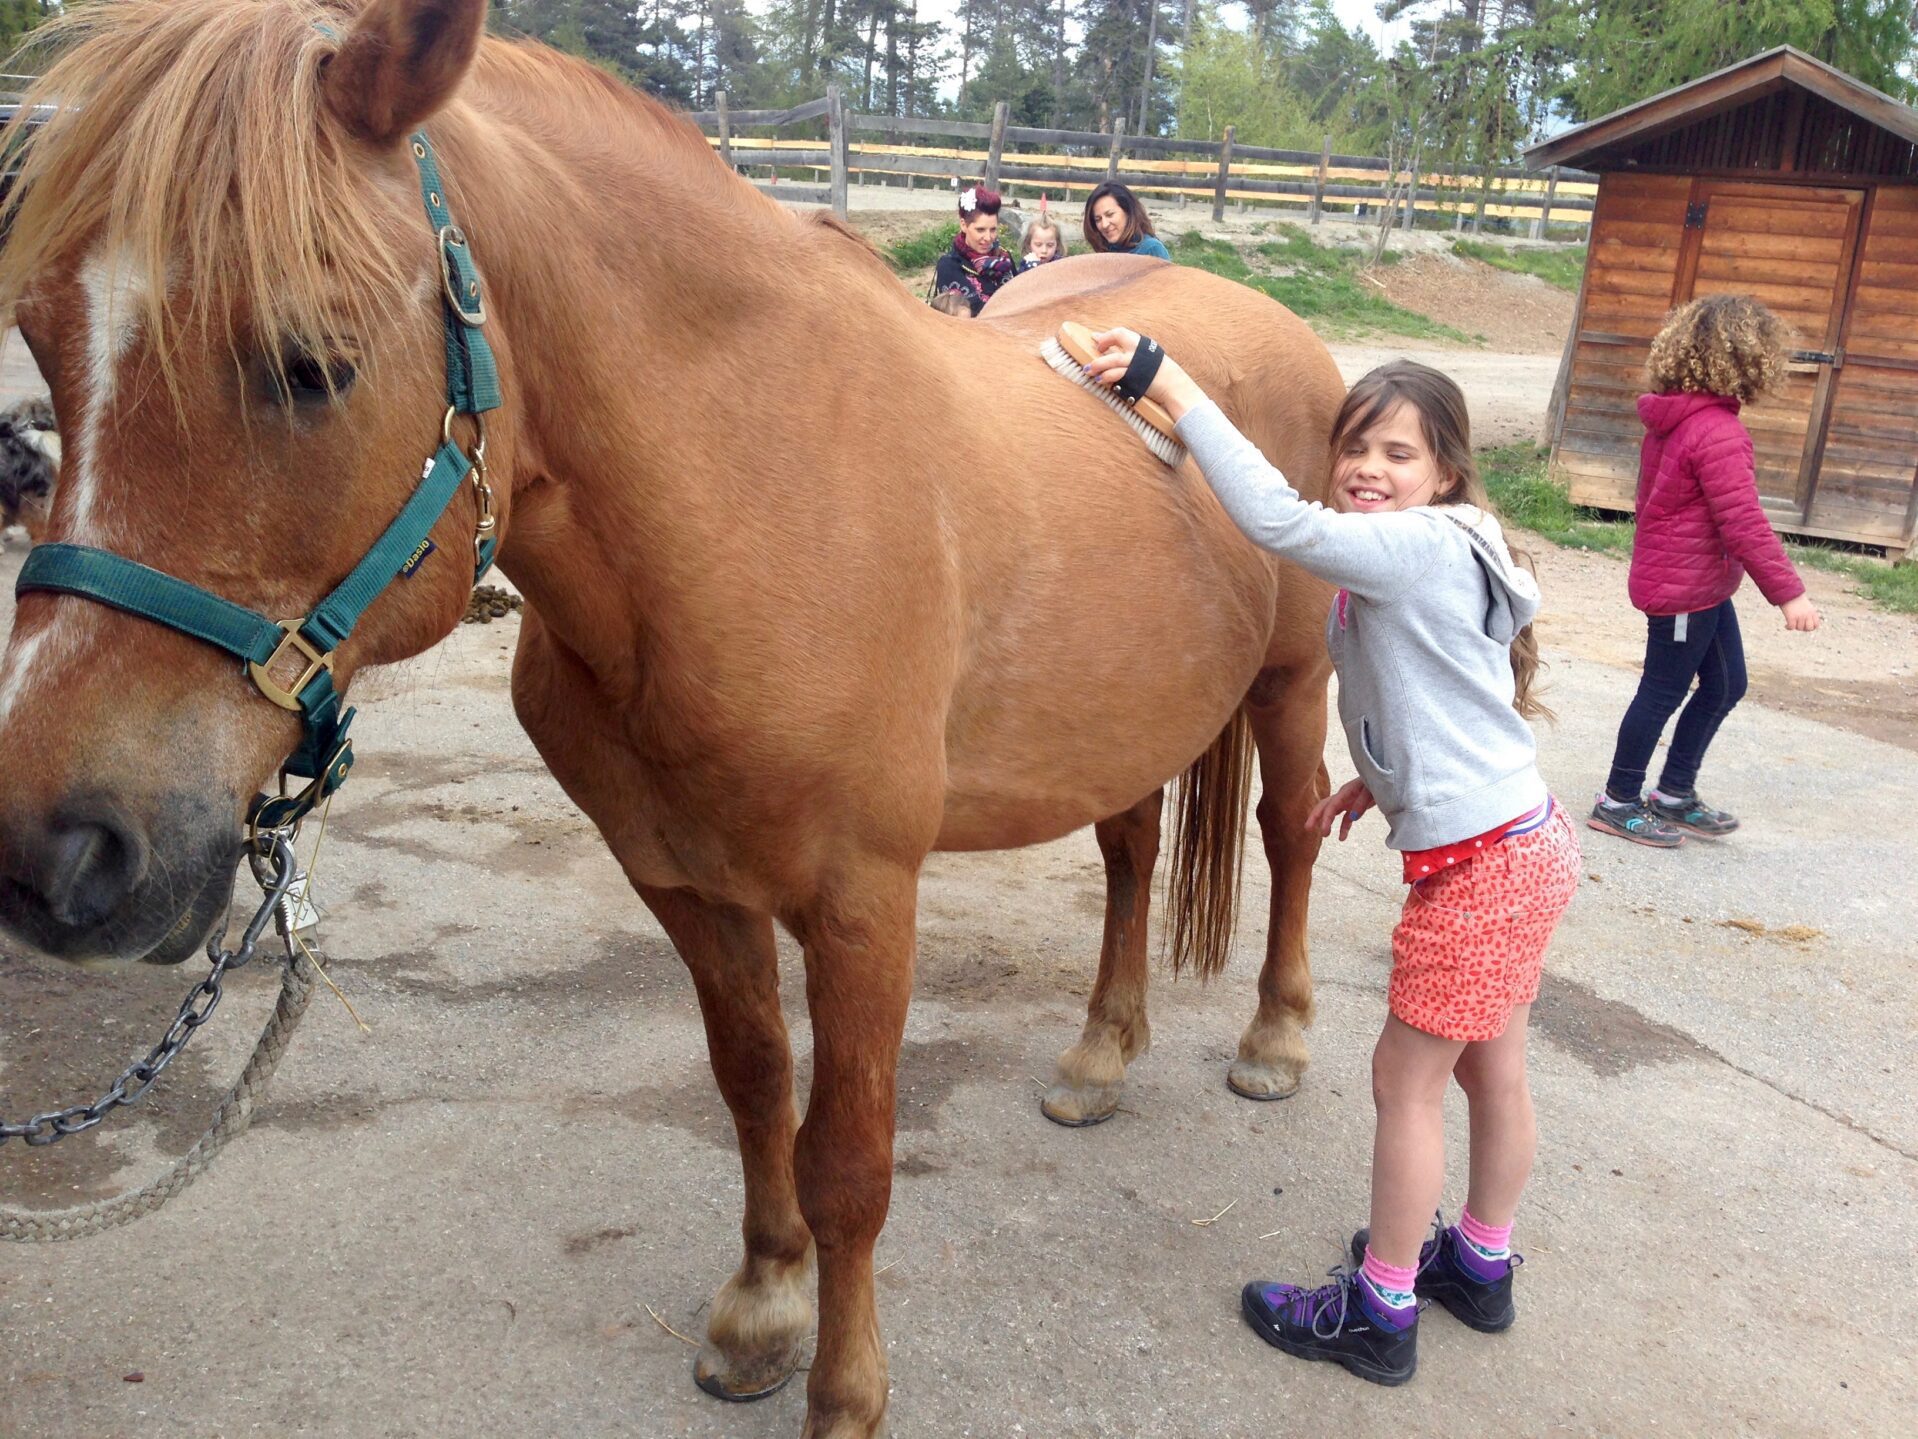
14, 129, 501, 832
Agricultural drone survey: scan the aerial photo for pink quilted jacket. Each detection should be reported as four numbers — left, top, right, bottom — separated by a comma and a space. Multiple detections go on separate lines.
1627, 392, 1806, 616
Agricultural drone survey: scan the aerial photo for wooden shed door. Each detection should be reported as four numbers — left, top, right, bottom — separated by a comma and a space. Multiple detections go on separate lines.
1679, 181, 1866, 519
1809, 186, 1918, 550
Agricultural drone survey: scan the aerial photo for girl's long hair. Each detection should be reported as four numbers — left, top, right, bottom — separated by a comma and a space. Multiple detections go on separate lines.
1330, 361, 1551, 722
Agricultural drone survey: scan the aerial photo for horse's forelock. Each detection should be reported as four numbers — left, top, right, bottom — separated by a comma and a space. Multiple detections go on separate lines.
0, 0, 430, 391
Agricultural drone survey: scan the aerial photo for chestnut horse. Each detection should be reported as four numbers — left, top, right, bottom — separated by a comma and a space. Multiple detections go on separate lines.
0, 1, 1339, 1432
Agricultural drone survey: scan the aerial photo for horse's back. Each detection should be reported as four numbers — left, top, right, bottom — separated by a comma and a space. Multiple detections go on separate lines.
982, 254, 1345, 506
982, 253, 1342, 678
924, 255, 1341, 850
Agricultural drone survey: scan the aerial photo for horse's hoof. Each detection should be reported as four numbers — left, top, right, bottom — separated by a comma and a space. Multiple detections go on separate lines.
1040, 1083, 1120, 1127
1226, 1058, 1301, 1101
694, 1347, 800, 1403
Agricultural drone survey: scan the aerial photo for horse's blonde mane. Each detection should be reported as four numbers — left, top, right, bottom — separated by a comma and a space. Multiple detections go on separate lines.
0, 0, 429, 384
0, 0, 903, 400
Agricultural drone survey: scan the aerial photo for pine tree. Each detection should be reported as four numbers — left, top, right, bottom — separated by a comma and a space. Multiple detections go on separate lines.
1554, 0, 1916, 118
0, 0, 51, 62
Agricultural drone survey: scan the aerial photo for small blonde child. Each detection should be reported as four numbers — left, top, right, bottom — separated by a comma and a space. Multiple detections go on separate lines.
928, 289, 974, 317
1023, 216, 1065, 266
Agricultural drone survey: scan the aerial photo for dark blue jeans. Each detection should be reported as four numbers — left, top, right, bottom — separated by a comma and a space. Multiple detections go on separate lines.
1605, 599, 1748, 801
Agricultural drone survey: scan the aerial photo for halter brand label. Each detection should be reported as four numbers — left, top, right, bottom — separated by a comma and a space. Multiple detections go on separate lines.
399, 538, 437, 578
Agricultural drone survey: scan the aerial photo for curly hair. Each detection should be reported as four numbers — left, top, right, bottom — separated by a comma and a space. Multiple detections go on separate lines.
1646, 294, 1790, 402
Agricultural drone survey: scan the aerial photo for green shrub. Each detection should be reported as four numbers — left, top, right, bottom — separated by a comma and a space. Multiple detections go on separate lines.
887, 223, 957, 273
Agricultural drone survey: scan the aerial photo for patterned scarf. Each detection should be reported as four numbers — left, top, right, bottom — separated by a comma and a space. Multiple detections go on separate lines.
949, 234, 1016, 304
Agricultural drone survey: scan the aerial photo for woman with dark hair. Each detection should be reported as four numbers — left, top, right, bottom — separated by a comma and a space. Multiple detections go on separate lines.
931, 185, 1021, 315
1083, 182, 1170, 260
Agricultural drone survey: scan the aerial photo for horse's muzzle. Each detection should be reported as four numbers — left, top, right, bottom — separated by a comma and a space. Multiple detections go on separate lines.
0, 789, 239, 963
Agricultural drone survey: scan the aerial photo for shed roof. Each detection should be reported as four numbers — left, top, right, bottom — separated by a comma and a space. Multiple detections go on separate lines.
1525, 46, 1918, 171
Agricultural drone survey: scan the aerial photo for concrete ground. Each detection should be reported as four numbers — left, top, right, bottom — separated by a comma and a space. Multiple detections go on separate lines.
2, 332, 1915, 1439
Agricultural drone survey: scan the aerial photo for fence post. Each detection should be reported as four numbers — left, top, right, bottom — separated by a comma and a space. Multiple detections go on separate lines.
1107, 119, 1126, 181
1472, 162, 1490, 234
985, 100, 1009, 192
827, 84, 849, 219
1209, 124, 1235, 224
1531, 166, 1559, 241
1309, 133, 1329, 226
715, 90, 732, 169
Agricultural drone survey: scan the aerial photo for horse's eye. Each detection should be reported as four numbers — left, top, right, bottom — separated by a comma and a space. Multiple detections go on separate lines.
277, 349, 357, 402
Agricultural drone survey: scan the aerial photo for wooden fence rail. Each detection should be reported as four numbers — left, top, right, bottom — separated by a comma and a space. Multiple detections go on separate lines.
691, 93, 1595, 239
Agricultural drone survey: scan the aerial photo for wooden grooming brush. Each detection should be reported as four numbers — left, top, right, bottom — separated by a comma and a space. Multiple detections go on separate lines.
1039, 321, 1187, 468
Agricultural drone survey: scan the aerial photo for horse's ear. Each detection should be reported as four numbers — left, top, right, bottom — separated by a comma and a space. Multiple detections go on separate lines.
320, 0, 487, 149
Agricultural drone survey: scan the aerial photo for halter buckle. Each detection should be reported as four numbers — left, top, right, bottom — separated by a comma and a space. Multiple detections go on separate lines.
438, 224, 486, 326
247, 620, 334, 711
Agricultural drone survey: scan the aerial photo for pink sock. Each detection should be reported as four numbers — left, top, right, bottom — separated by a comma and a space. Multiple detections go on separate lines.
1361, 1245, 1419, 1308
1459, 1206, 1513, 1257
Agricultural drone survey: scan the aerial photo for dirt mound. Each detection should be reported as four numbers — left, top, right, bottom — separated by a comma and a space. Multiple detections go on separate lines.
1370, 251, 1574, 355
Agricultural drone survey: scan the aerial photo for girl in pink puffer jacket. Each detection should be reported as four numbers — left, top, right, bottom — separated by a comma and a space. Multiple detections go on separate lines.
1591, 295, 1821, 847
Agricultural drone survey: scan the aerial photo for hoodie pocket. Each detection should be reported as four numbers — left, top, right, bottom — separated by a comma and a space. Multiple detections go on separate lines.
1358, 716, 1396, 778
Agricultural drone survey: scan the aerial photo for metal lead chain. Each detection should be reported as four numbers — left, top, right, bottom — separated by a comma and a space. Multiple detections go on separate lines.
0, 833, 300, 1148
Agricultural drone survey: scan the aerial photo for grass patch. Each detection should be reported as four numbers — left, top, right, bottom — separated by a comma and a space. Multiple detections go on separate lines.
1478, 443, 1634, 555
1451, 239, 1586, 293
1785, 542, 1918, 614
1169, 232, 1254, 282
886, 222, 957, 273
1169, 227, 1475, 345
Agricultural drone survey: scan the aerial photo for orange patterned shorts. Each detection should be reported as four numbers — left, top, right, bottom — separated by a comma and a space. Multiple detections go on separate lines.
1389, 802, 1581, 1042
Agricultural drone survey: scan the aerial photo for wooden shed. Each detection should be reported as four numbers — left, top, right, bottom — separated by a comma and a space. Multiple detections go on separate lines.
1528, 47, 1918, 557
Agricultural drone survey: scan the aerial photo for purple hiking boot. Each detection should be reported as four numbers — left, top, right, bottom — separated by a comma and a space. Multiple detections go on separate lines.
1240, 1267, 1418, 1386
1350, 1222, 1523, 1334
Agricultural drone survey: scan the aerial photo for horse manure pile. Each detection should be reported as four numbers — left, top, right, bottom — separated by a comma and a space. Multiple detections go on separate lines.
463, 584, 523, 625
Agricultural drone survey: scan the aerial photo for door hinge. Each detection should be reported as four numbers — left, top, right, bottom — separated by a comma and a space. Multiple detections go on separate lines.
1685, 201, 1708, 229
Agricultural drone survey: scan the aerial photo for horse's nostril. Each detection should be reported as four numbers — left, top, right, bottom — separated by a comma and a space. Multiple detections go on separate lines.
44, 807, 149, 928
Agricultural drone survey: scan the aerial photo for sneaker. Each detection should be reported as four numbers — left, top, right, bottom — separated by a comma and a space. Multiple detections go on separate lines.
1647, 790, 1739, 838
1587, 793, 1685, 848
1350, 1223, 1521, 1334
1240, 1267, 1418, 1386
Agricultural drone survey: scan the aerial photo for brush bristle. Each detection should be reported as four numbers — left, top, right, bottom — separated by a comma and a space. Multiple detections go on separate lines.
1039, 338, 1188, 469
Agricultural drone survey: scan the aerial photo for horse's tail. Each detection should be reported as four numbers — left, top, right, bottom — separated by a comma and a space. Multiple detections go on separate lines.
1166, 707, 1255, 982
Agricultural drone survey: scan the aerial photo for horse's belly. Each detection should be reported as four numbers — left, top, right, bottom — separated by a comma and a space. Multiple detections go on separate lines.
933, 503, 1277, 849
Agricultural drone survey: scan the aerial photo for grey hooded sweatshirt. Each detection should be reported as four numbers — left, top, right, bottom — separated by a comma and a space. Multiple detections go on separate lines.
1178, 399, 1548, 852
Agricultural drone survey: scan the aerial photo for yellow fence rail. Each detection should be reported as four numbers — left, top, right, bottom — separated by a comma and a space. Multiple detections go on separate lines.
692, 88, 1595, 236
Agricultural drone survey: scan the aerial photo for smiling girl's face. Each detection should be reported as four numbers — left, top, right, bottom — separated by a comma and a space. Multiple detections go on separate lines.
1331, 401, 1454, 514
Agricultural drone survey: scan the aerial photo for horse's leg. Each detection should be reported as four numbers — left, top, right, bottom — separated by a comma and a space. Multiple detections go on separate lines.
1229, 661, 1330, 1099
788, 862, 918, 1439
637, 885, 815, 1401
1041, 787, 1162, 1127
